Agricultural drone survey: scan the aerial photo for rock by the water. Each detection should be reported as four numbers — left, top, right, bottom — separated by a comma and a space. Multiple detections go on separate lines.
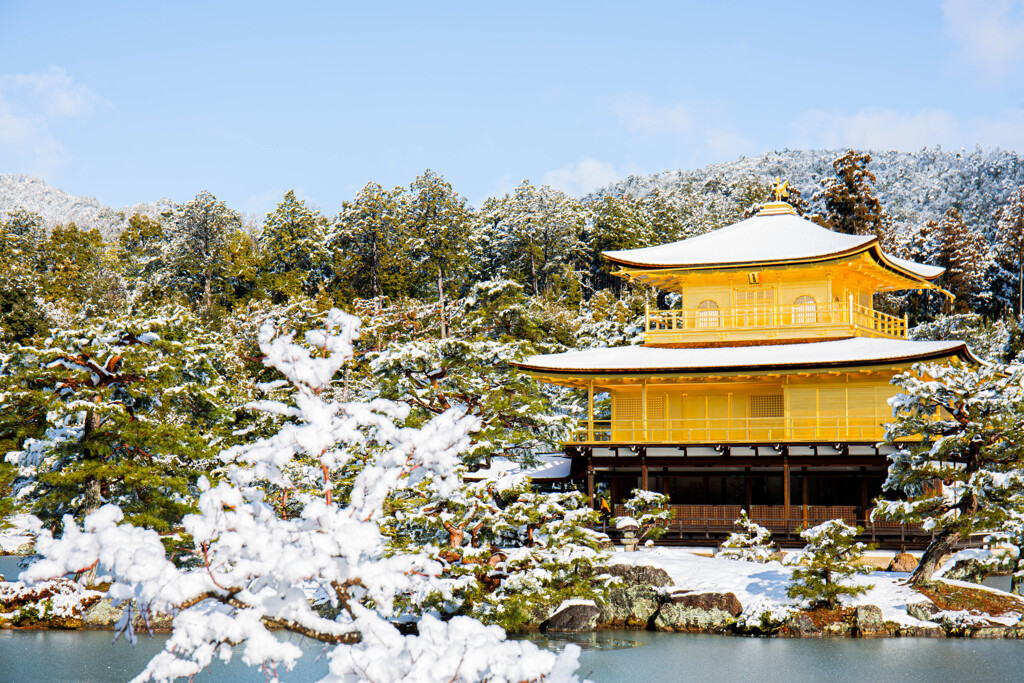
906, 600, 940, 623
543, 601, 600, 632
823, 621, 852, 637
82, 598, 172, 630
605, 564, 673, 588
653, 592, 741, 632
887, 553, 918, 573
598, 584, 661, 627
783, 612, 820, 637
943, 558, 991, 584
667, 591, 742, 617
854, 604, 886, 637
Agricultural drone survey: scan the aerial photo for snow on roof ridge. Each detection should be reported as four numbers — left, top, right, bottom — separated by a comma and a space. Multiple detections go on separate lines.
516, 337, 978, 373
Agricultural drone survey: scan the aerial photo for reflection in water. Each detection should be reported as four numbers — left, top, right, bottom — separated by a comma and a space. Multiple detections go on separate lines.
516, 631, 643, 652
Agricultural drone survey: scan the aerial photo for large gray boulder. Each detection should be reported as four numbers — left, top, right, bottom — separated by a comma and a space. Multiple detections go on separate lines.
604, 563, 674, 588
82, 598, 173, 631
653, 592, 742, 632
597, 584, 661, 627
855, 604, 886, 637
543, 601, 601, 632
942, 558, 991, 584
783, 612, 821, 637
906, 599, 940, 623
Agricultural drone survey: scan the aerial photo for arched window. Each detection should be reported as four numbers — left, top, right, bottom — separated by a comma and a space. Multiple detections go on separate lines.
696, 299, 720, 328
794, 295, 817, 324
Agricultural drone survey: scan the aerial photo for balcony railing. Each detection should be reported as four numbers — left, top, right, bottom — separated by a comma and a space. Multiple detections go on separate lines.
569, 416, 887, 444
645, 300, 907, 340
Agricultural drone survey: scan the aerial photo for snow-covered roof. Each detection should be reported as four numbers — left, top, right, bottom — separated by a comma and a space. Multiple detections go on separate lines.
463, 454, 574, 481
514, 337, 979, 375
603, 205, 942, 281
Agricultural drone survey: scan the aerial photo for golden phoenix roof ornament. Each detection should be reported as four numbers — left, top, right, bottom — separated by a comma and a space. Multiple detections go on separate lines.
772, 178, 790, 203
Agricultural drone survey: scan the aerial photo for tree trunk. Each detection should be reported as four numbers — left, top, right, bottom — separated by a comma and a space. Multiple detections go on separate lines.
81, 408, 103, 518
910, 529, 960, 585
202, 274, 212, 310
436, 264, 447, 339
529, 245, 539, 297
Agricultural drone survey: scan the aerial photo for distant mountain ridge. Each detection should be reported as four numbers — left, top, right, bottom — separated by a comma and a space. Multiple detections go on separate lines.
0, 174, 163, 239
594, 147, 1024, 238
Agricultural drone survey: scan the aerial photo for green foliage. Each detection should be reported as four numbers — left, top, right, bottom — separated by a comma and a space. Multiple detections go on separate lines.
787, 519, 873, 610
718, 509, 776, 562
818, 150, 889, 238
874, 361, 1024, 583
0, 307, 252, 531
618, 488, 669, 542
260, 191, 330, 301
0, 460, 19, 527
37, 223, 112, 307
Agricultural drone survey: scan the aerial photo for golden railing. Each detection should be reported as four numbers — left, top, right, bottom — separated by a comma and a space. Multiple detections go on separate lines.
645, 300, 907, 339
569, 416, 887, 444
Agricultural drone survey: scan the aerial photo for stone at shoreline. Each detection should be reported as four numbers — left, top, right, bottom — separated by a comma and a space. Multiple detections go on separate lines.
899, 624, 945, 637
543, 602, 600, 632
604, 564, 673, 588
782, 613, 820, 637
81, 598, 173, 631
597, 585, 661, 628
906, 600, 940, 623
823, 621, 852, 637
653, 592, 741, 632
887, 553, 918, 573
942, 558, 991, 584
855, 605, 886, 637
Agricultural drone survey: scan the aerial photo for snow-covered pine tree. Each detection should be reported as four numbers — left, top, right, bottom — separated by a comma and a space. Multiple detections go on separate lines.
817, 150, 890, 239
995, 186, 1024, 316
0, 307, 247, 534
406, 170, 472, 339
22, 309, 584, 681
927, 207, 991, 310
329, 181, 410, 300
786, 519, 873, 610
718, 509, 776, 562
162, 190, 242, 311
259, 190, 330, 301
874, 360, 1024, 584
616, 489, 670, 542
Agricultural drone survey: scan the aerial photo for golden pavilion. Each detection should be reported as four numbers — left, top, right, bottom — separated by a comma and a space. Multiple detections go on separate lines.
513, 193, 978, 545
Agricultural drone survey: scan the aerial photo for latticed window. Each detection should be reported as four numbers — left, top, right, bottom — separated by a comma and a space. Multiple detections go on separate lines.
614, 394, 642, 420
793, 294, 817, 324
696, 299, 720, 328
749, 394, 784, 419
736, 289, 775, 326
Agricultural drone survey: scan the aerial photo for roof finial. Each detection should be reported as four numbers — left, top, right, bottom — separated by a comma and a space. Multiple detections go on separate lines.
772, 178, 789, 203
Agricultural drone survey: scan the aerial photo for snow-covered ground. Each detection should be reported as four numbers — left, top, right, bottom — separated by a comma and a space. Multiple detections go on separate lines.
609, 547, 940, 626
0, 516, 33, 554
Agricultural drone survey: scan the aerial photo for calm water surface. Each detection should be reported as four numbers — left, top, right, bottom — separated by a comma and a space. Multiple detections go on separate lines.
2, 629, 1024, 683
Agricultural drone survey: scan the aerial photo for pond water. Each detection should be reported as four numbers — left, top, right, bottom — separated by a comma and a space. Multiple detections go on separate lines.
2, 629, 1024, 683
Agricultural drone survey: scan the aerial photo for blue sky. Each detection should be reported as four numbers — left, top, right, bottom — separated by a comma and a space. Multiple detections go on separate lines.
1, 1, 1023, 216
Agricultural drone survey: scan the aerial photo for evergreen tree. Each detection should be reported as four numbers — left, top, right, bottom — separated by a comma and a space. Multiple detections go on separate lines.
995, 186, 1024, 316
481, 182, 585, 300
817, 150, 890, 239
406, 171, 472, 338
786, 519, 873, 610
163, 191, 242, 311
0, 308, 247, 532
0, 210, 47, 343
874, 360, 1024, 584
921, 208, 991, 310
718, 509, 776, 562
259, 191, 329, 300
118, 213, 168, 304
329, 182, 410, 300
616, 489, 669, 542
37, 223, 109, 306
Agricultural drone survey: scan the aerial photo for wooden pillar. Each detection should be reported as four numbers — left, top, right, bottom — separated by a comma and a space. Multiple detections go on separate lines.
801, 469, 809, 528
860, 468, 870, 525
586, 454, 595, 507
587, 380, 594, 442
783, 455, 791, 528
640, 447, 648, 491
744, 468, 752, 510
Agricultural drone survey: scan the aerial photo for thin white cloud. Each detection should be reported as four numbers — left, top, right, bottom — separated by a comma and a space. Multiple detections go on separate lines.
794, 108, 960, 151
942, 0, 1024, 78
0, 66, 105, 177
542, 157, 619, 197
613, 95, 692, 135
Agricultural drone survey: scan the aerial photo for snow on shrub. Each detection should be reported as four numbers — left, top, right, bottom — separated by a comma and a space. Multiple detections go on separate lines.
717, 509, 776, 562
615, 489, 669, 542
786, 519, 873, 610
21, 309, 584, 682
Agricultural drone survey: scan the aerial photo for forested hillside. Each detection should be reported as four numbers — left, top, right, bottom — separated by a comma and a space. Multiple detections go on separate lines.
3, 149, 1024, 542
